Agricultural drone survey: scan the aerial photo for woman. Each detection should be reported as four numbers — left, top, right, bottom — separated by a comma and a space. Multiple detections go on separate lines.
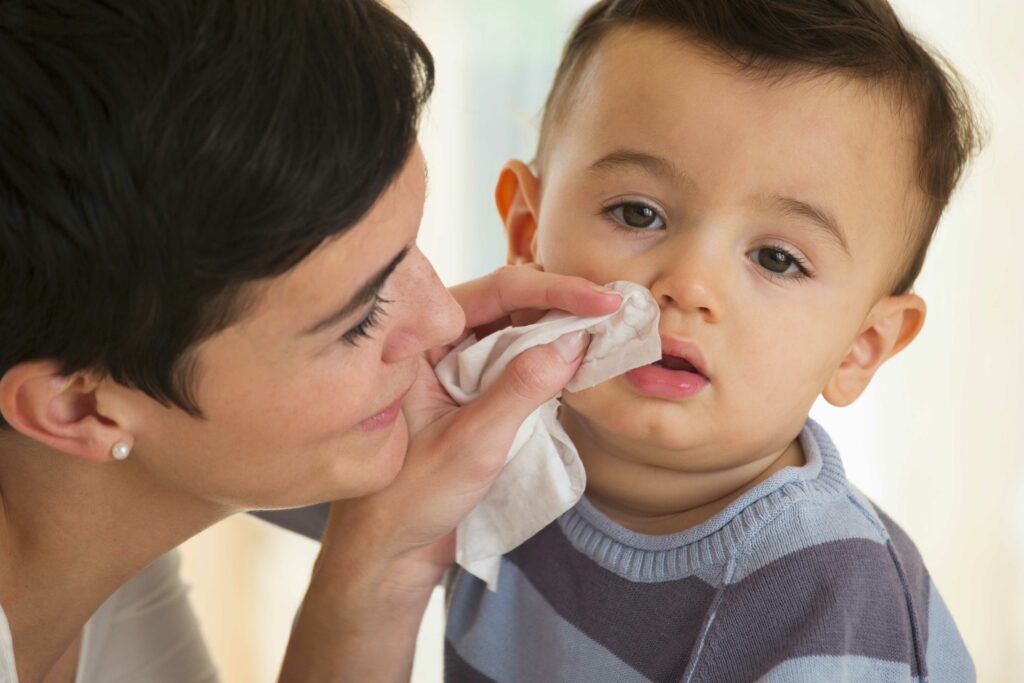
0, 0, 620, 680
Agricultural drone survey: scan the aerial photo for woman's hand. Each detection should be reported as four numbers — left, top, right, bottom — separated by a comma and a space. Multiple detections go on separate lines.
449, 264, 621, 340
382, 267, 622, 569
280, 266, 620, 682
404, 265, 622, 432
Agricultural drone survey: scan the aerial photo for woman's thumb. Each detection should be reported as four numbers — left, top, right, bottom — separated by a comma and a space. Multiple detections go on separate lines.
452, 330, 589, 454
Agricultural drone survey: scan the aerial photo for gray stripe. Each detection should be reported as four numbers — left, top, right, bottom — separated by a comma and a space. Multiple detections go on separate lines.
506, 522, 716, 681
446, 562, 650, 683
873, 506, 930, 677
754, 655, 916, 682
444, 640, 497, 683
925, 581, 976, 682
728, 495, 886, 583
251, 504, 328, 540
691, 539, 920, 682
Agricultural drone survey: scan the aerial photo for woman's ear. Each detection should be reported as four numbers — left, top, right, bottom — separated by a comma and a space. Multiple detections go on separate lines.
0, 361, 131, 462
823, 294, 926, 407
495, 160, 543, 266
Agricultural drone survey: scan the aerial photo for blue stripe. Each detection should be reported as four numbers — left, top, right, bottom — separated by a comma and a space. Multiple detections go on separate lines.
756, 655, 917, 682
925, 581, 976, 683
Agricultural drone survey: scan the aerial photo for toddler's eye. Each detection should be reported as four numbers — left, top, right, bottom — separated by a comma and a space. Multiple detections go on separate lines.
607, 202, 665, 230
759, 249, 795, 273
748, 247, 810, 278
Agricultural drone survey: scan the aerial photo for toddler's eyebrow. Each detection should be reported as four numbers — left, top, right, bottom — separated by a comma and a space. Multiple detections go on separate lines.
588, 150, 694, 187
589, 149, 850, 257
768, 195, 851, 256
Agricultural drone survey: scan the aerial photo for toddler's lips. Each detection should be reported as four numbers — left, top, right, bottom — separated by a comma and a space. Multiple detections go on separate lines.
625, 353, 709, 400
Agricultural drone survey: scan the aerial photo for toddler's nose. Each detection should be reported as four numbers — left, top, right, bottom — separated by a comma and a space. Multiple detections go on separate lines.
649, 254, 723, 324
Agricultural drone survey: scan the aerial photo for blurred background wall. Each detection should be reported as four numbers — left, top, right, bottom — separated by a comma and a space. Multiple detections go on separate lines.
179, 1, 1024, 680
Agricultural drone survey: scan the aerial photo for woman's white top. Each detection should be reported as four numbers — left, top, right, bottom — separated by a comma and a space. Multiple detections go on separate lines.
1, 550, 218, 682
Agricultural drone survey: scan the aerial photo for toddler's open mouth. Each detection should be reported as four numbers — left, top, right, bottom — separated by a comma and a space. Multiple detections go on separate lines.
653, 354, 703, 376
625, 344, 709, 400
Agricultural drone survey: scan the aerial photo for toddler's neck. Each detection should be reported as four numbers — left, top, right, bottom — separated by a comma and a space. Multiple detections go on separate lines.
559, 407, 806, 536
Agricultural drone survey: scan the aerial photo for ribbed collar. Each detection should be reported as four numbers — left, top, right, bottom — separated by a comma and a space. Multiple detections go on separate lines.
557, 419, 848, 582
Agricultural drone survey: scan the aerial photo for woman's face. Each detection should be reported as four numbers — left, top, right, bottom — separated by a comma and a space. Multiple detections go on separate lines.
107, 146, 465, 509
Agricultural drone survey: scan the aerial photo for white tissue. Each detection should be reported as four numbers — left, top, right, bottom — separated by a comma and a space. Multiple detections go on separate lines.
434, 280, 661, 589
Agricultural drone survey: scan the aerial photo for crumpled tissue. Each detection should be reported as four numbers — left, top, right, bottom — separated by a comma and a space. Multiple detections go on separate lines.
434, 280, 661, 589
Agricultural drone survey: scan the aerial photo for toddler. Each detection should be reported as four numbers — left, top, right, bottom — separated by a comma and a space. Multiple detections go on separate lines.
444, 1, 980, 681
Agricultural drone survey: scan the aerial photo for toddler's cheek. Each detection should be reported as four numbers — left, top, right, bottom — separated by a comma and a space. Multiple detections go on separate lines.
559, 380, 628, 422
535, 249, 613, 287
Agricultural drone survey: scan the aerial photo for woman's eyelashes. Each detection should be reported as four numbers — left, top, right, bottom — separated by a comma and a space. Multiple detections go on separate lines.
602, 200, 666, 231
340, 295, 393, 346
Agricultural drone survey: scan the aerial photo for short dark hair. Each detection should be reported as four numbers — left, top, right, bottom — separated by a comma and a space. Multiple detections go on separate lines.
537, 0, 983, 294
0, 0, 433, 422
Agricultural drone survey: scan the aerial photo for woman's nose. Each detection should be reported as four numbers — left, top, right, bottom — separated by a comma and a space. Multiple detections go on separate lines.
383, 248, 465, 363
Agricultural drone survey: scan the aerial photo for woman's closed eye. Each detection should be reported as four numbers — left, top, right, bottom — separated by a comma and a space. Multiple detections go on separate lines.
602, 200, 666, 231
341, 295, 392, 346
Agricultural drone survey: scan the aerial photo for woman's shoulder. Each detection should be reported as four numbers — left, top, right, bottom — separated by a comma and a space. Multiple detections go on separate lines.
76, 550, 220, 683
1, 599, 17, 683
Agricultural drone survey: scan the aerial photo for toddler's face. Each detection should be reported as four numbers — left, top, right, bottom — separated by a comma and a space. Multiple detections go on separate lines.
502, 28, 925, 470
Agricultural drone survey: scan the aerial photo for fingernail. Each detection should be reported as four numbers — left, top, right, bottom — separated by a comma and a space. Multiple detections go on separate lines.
553, 330, 589, 362
589, 283, 621, 298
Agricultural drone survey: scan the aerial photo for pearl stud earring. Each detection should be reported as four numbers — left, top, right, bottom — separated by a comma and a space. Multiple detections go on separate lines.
112, 442, 131, 461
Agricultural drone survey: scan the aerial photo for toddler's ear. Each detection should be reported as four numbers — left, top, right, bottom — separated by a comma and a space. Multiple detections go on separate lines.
495, 160, 542, 266
823, 294, 926, 407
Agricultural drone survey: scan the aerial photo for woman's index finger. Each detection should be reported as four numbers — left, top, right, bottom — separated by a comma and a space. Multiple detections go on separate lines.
450, 267, 622, 330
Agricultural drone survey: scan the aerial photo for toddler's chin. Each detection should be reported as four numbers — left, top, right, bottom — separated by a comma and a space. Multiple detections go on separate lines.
560, 386, 709, 455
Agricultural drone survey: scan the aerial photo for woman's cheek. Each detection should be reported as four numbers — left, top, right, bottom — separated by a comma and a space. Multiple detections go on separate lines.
300, 367, 369, 428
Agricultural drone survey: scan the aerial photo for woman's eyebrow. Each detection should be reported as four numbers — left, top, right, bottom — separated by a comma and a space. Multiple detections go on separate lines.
302, 246, 411, 336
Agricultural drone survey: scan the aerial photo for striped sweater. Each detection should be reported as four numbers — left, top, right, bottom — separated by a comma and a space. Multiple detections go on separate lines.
444, 420, 974, 682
